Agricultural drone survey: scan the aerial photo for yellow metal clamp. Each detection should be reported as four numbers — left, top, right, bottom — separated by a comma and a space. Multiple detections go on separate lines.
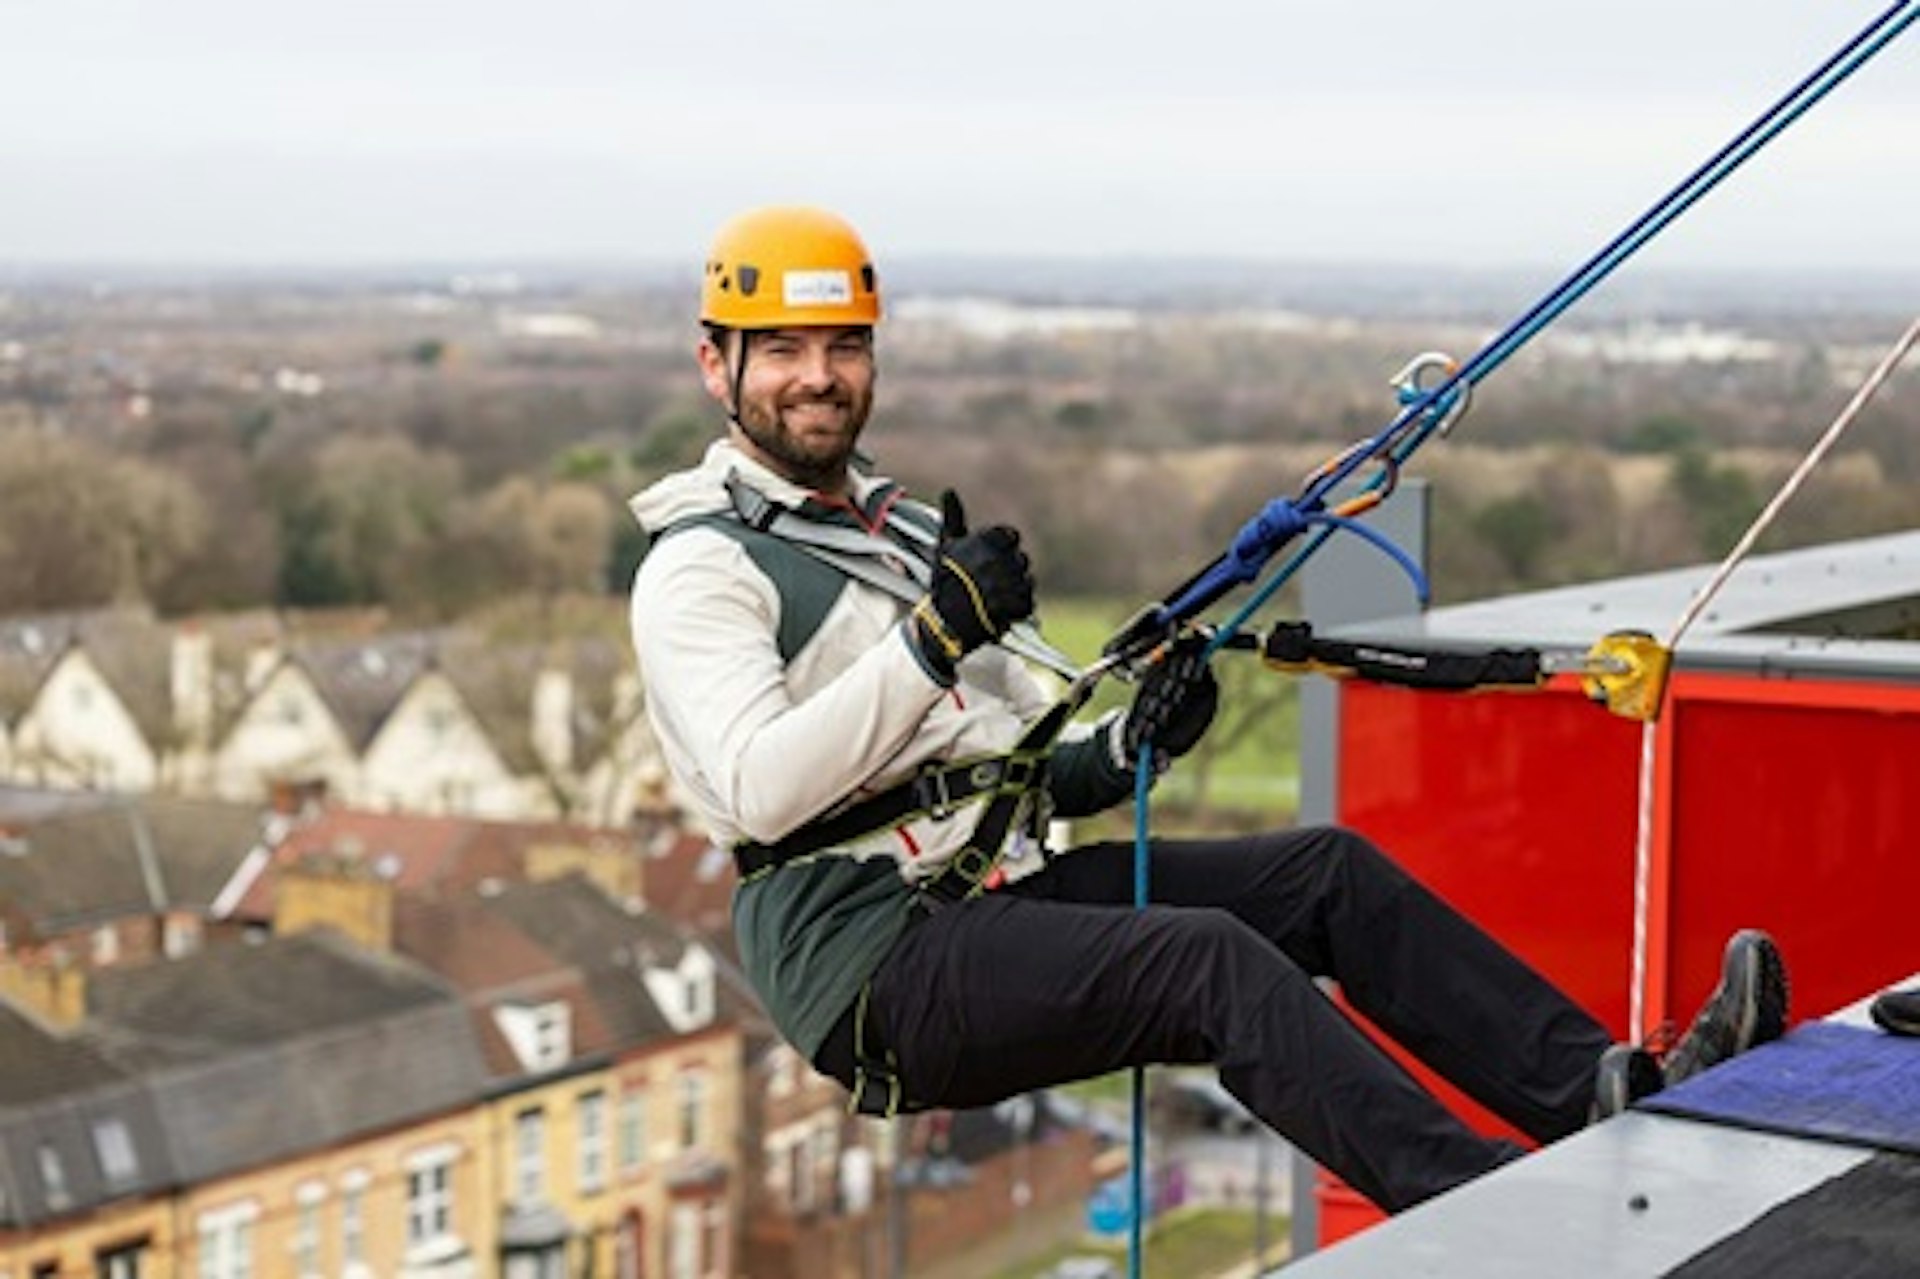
1579, 630, 1673, 722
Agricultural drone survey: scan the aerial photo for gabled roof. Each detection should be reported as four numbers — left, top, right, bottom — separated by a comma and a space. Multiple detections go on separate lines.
0, 796, 265, 940
395, 876, 731, 1078
0, 616, 69, 725
290, 631, 443, 749
0, 609, 167, 738
481, 874, 762, 1042
394, 890, 621, 1077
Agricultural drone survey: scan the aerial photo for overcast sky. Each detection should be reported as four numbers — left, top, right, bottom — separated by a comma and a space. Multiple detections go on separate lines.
3, 0, 1915, 271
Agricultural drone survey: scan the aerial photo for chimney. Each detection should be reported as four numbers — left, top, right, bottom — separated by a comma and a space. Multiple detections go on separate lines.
526, 838, 642, 903
170, 626, 214, 751
531, 667, 574, 775
0, 954, 87, 1030
273, 851, 394, 953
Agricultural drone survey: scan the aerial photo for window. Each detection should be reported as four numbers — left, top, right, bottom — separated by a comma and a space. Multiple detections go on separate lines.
91, 924, 120, 966
577, 1091, 607, 1194
196, 1204, 257, 1279
788, 1137, 814, 1214
406, 1157, 454, 1249
293, 1184, 323, 1278
495, 1001, 571, 1073
533, 1005, 568, 1065
163, 915, 201, 959
91, 1118, 139, 1186
37, 1143, 69, 1210
513, 1108, 546, 1203
618, 1090, 647, 1171
340, 1172, 367, 1271
669, 1204, 701, 1279
677, 1072, 706, 1152
96, 1243, 145, 1279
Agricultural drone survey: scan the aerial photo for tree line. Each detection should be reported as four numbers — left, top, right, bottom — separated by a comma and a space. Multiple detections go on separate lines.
2, 301, 1914, 621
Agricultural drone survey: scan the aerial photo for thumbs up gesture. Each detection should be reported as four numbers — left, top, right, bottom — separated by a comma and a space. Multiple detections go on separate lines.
906, 490, 1036, 683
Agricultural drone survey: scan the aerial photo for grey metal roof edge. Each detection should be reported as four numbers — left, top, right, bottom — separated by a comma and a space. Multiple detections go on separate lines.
1323, 530, 1920, 683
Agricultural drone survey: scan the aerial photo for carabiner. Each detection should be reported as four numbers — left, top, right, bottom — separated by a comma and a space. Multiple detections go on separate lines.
1390, 351, 1473, 440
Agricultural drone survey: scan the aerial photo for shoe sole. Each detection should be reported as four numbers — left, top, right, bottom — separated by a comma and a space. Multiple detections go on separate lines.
1728, 929, 1790, 1050
1870, 989, 1920, 1037
1593, 1045, 1663, 1120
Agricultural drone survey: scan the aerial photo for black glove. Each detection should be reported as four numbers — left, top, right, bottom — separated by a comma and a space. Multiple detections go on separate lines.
1122, 632, 1220, 762
908, 490, 1035, 682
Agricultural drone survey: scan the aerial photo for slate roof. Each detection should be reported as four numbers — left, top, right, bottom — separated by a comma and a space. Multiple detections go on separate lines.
291, 631, 443, 750
0, 1004, 175, 1229
0, 931, 488, 1227
85, 931, 488, 1185
484, 874, 765, 1042
394, 890, 620, 1078
0, 796, 265, 939
0, 615, 68, 726
395, 876, 728, 1079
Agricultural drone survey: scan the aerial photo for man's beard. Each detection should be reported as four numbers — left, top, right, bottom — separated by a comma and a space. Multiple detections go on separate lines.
735, 393, 869, 490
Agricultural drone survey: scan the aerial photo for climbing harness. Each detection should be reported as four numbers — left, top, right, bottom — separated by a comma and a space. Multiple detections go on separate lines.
701, 469, 1087, 920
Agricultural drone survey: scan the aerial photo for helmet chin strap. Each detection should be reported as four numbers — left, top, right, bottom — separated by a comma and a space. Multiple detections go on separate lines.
725, 330, 754, 428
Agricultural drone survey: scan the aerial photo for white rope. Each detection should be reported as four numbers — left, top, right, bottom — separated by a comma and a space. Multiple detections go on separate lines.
1628, 316, 1920, 1043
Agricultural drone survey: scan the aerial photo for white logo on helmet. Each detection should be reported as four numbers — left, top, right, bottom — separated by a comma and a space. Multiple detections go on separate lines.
783, 270, 854, 308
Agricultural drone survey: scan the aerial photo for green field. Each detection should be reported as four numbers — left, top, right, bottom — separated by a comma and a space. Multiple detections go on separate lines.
1034, 598, 1301, 832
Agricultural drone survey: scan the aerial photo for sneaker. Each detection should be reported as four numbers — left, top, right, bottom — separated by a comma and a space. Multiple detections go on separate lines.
1662, 929, 1789, 1085
1870, 987, 1920, 1037
1591, 1043, 1664, 1121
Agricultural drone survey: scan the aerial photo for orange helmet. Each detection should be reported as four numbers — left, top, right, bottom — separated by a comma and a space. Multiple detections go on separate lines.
700, 206, 882, 330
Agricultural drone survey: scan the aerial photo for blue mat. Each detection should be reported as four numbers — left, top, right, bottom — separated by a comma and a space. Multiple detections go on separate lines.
1641, 1021, 1920, 1154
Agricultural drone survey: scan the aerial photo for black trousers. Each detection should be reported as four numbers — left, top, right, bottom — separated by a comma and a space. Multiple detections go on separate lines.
816, 825, 1611, 1212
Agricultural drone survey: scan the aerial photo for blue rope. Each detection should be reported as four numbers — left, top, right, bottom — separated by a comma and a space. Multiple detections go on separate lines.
1119, 12, 1920, 1275
1128, 743, 1154, 1279
1173, 0, 1920, 652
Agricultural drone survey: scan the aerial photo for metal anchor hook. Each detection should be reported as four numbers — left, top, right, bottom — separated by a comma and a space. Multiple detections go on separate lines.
1390, 351, 1473, 439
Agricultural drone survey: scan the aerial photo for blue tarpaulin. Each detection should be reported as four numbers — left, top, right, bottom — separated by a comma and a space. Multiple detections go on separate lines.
1642, 1021, 1920, 1153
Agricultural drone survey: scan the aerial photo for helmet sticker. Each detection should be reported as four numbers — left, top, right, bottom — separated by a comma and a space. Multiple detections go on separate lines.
783, 270, 854, 308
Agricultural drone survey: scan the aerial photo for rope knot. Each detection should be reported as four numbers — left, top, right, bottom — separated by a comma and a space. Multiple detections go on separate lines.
1225, 498, 1311, 582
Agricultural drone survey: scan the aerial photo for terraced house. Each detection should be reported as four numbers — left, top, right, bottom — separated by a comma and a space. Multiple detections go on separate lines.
0, 609, 671, 825
0, 893, 746, 1277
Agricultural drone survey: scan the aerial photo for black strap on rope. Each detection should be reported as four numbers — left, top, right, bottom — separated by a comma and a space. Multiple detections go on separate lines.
1262, 620, 1544, 691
